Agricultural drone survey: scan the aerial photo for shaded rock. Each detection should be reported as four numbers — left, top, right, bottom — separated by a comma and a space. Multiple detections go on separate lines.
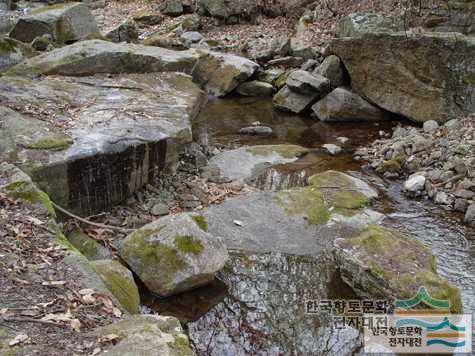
133, 10, 163, 26
235, 80, 274, 97
192, 50, 259, 96
0, 73, 206, 215
198, 0, 259, 24
312, 87, 391, 122
106, 20, 139, 43
142, 33, 188, 50
286, 70, 331, 95
267, 56, 305, 68
238, 126, 272, 136
322, 143, 341, 155
209, 145, 308, 181
151, 203, 170, 216
31, 34, 53, 51
177, 13, 201, 31
120, 213, 228, 296
329, 32, 475, 123
67, 229, 111, 261
464, 204, 475, 225
92, 315, 193, 355
334, 225, 462, 313
314, 55, 345, 87
9, 2, 99, 44
256, 68, 285, 85
423, 0, 475, 35
0, 37, 34, 73
160, 0, 184, 16
301, 59, 318, 71
273, 85, 320, 113
92, 259, 141, 314
8, 39, 200, 76
336, 12, 397, 37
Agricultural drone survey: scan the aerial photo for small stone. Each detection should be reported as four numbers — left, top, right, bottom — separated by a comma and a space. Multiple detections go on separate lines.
445, 119, 461, 131
322, 144, 342, 155
160, 0, 183, 16
404, 174, 426, 193
423, 120, 439, 133
238, 126, 273, 136
435, 191, 450, 205
337, 137, 349, 144
233, 220, 243, 227
454, 198, 469, 213
180, 31, 203, 44
31, 34, 53, 51
301, 59, 319, 71
208, 176, 232, 184
464, 204, 475, 225
150, 203, 169, 216
454, 189, 475, 199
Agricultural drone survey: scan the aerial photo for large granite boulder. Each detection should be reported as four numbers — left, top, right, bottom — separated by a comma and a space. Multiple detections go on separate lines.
92, 315, 193, 355
0, 37, 34, 73
9, 2, 99, 44
334, 225, 462, 313
0, 73, 206, 215
329, 32, 475, 123
209, 145, 309, 181
312, 87, 391, 122
192, 50, 259, 96
336, 12, 398, 37
8, 39, 200, 76
198, 0, 259, 24
120, 213, 229, 296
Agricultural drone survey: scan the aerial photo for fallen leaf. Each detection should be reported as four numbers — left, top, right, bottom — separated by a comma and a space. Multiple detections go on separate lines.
9, 334, 29, 346
79, 288, 95, 295
82, 294, 96, 304
42, 281, 66, 286
91, 347, 101, 355
70, 319, 81, 332
98, 334, 120, 344
112, 307, 122, 318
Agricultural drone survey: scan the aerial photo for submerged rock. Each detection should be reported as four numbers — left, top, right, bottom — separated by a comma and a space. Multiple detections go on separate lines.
334, 225, 462, 313
8, 39, 200, 76
92, 315, 193, 355
120, 213, 228, 296
329, 32, 475, 123
9, 3, 100, 44
92, 259, 141, 314
209, 145, 309, 181
192, 50, 259, 96
0, 73, 206, 215
312, 87, 391, 122
273, 85, 320, 114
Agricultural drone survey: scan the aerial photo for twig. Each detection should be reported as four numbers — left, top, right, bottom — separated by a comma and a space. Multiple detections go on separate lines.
51, 202, 135, 233
2, 317, 64, 327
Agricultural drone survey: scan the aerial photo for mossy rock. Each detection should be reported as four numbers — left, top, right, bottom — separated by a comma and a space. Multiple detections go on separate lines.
335, 225, 462, 313
376, 157, 404, 173
92, 315, 193, 355
120, 214, 228, 296
92, 260, 140, 314
25, 136, 73, 151
67, 229, 111, 261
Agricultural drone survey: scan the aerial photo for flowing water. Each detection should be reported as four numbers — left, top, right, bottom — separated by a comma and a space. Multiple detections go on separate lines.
145, 96, 475, 355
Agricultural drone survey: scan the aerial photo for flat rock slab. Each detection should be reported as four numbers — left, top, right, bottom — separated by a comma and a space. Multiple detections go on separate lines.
201, 171, 381, 255
0, 73, 206, 215
8, 39, 201, 76
9, 2, 99, 44
330, 32, 475, 123
209, 144, 309, 181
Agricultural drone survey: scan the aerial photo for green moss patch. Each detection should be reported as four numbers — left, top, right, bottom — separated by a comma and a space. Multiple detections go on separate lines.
376, 156, 404, 173
25, 136, 72, 151
173, 235, 204, 255
338, 225, 462, 313
167, 336, 193, 355
191, 215, 208, 232
5, 180, 56, 216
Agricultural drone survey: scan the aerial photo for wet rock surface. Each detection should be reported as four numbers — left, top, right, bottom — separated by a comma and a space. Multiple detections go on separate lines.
0, 72, 206, 215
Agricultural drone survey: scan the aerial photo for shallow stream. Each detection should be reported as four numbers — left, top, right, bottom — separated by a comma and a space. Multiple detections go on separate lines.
145, 97, 475, 355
